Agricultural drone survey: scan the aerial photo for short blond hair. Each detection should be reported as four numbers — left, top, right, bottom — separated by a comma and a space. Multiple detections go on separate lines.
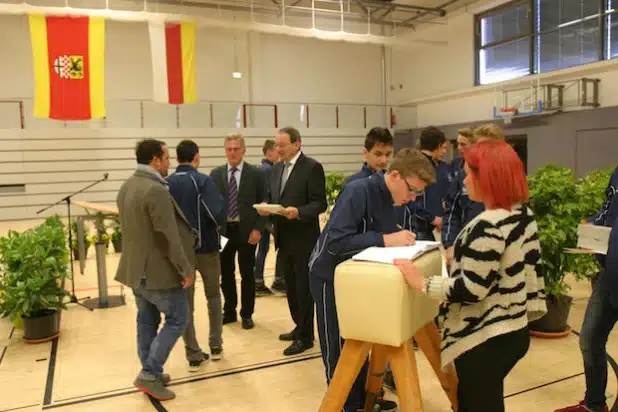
388, 148, 436, 184
473, 123, 505, 141
225, 133, 245, 147
458, 127, 475, 142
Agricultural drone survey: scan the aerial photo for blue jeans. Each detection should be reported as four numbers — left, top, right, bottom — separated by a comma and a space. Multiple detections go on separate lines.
254, 232, 285, 287
133, 282, 189, 379
580, 273, 618, 412
254, 231, 270, 286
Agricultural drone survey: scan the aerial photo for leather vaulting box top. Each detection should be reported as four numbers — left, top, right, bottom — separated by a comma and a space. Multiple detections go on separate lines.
334, 250, 442, 347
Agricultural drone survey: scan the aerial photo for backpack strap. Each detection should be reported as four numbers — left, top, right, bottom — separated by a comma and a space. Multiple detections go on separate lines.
174, 171, 221, 250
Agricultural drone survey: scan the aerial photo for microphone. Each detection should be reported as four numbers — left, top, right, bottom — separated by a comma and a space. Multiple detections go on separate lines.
103, 173, 109, 180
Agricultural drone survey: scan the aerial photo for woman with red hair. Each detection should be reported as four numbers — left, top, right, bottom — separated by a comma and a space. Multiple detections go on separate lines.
395, 140, 547, 412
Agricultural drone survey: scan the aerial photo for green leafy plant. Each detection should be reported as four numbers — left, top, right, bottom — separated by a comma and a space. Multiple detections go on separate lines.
325, 172, 347, 208
70, 219, 89, 250
528, 165, 613, 297
110, 217, 121, 243
0, 216, 70, 321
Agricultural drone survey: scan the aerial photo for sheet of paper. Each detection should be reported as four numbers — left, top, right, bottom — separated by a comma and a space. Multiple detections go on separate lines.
220, 235, 229, 252
577, 223, 611, 255
351, 241, 441, 264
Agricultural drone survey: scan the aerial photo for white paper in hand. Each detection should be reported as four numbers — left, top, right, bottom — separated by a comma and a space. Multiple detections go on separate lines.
220, 236, 229, 252
351, 241, 440, 264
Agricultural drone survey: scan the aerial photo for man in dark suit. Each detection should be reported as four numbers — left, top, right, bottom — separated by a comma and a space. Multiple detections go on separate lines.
211, 133, 267, 330
115, 139, 195, 401
258, 127, 327, 356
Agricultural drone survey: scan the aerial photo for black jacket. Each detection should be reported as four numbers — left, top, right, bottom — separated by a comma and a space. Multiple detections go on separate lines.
210, 162, 268, 243
266, 153, 327, 254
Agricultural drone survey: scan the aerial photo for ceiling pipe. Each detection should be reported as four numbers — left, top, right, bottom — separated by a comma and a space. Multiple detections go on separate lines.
149, 0, 419, 29
358, 0, 447, 17
0, 2, 447, 47
401, 0, 462, 24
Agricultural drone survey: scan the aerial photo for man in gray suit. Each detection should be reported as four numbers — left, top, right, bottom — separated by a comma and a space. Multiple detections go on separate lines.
115, 139, 195, 401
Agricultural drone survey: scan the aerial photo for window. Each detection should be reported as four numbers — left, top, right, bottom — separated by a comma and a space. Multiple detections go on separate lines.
535, 0, 602, 73
475, 0, 611, 85
606, 0, 618, 58
476, 1, 532, 85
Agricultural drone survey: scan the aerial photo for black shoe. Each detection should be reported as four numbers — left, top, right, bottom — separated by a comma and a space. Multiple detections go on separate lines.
377, 399, 398, 411
283, 340, 313, 356
222, 313, 237, 324
242, 317, 255, 330
279, 331, 295, 341
271, 281, 287, 294
255, 284, 274, 297
188, 352, 210, 372
383, 369, 396, 393
210, 346, 223, 361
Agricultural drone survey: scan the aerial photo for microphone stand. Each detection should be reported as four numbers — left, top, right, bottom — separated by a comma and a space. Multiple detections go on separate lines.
36, 173, 109, 312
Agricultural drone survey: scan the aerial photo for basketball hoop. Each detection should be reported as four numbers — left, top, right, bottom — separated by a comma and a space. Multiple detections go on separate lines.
494, 106, 517, 124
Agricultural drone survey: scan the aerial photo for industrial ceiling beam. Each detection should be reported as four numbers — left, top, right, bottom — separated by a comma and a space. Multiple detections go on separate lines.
359, 0, 446, 17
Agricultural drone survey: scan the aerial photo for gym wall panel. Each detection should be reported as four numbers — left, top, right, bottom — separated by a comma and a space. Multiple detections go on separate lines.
0, 128, 367, 221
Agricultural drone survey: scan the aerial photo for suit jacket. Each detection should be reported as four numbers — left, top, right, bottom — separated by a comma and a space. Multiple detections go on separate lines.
267, 152, 327, 253
114, 168, 196, 290
211, 162, 267, 242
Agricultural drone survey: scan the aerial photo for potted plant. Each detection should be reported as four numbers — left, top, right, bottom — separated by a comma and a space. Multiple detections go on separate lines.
91, 212, 111, 252
111, 218, 122, 253
325, 172, 347, 210
527, 165, 606, 337
321, 172, 348, 227
576, 167, 615, 289
0, 216, 70, 342
71, 220, 90, 260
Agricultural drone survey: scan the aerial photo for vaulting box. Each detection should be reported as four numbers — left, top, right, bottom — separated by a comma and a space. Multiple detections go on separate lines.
334, 250, 442, 347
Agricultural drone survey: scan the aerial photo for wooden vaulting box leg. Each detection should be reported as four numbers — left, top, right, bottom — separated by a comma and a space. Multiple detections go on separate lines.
364, 345, 390, 412
318, 340, 372, 412
321, 250, 458, 412
390, 339, 424, 412
415, 323, 459, 410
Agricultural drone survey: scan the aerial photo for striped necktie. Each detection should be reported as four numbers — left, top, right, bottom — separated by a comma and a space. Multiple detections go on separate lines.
228, 167, 239, 219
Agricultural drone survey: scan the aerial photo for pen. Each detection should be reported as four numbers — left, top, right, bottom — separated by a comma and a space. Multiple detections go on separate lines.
397, 224, 403, 230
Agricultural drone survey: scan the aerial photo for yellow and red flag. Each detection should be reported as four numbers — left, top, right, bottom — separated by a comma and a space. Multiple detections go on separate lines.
148, 21, 197, 104
28, 15, 105, 120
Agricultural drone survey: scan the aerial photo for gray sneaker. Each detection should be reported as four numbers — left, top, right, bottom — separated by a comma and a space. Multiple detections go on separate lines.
134, 377, 176, 401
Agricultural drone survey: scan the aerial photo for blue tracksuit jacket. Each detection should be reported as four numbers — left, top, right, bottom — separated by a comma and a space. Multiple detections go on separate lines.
589, 166, 618, 306
309, 172, 398, 281
409, 154, 450, 236
343, 163, 417, 232
441, 168, 485, 248
167, 165, 225, 254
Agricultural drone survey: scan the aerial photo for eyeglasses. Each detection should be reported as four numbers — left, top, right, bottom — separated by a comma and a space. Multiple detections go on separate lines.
403, 177, 424, 196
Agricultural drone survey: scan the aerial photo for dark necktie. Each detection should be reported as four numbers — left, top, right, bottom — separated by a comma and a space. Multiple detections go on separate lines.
228, 167, 238, 219
280, 162, 291, 195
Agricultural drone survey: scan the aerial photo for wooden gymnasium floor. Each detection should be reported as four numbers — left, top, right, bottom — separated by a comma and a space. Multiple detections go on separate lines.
0, 219, 617, 412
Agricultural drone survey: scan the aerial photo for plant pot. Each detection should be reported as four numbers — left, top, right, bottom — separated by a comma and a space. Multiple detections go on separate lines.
112, 239, 122, 253
529, 294, 573, 338
73, 244, 90, 261
22, 310, 60, 343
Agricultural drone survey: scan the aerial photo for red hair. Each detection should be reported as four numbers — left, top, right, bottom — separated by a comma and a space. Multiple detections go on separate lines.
462, 140, 528, 210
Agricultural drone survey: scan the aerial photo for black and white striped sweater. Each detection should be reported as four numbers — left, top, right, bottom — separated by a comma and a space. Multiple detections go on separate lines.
425, 205, 547, 368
